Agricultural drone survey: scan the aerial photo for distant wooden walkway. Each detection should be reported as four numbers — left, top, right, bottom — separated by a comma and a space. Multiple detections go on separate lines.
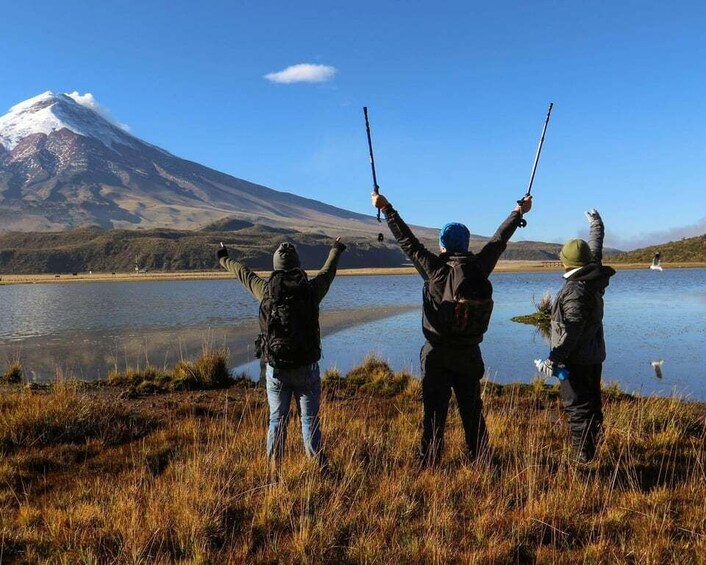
541, 261, 562, 268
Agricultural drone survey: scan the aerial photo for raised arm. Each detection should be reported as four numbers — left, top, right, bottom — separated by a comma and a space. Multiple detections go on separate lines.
585, 209, 604, 264
372, 192, 442, 280
311, 239, 347, 302
217, 245, 268, 301
475, 196, 532, 277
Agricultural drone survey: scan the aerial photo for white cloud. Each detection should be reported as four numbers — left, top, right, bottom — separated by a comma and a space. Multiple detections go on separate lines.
65, 91, 130, 131
264, 64, 337, 84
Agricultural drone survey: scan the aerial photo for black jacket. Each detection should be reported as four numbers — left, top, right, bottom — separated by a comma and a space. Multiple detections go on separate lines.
385, 206, 524, 347
550, 217, 616, 365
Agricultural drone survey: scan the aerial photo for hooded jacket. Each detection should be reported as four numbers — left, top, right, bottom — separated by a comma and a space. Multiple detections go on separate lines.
549, 216, 616, 365
384, 206, 524, 347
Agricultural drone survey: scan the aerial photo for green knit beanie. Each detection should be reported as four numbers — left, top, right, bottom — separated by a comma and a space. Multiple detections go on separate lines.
559, 239, 592, 267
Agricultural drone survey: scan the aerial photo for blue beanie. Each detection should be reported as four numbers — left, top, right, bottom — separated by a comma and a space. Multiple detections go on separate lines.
439, 223, 470, 253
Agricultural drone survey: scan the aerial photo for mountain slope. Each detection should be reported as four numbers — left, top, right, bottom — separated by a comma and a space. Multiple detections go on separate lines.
0, 92, 409, 236
0, 224, 408, 274
610, 234, 706, 263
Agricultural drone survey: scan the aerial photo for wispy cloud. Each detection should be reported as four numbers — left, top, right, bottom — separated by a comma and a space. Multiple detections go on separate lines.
65, 91, 130, 131
264, 64, 337, 84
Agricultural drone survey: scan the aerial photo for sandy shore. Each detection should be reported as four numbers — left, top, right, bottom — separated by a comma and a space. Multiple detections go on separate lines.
3, 261, 704, 285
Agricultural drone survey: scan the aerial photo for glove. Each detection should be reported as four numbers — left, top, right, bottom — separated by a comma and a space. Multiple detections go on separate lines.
534, 359, 569, 381
516, 195, 532, 214
216, 243, 228, 260
333, 237, 347, 252
371, 192, 391, 211
585, 209, 602, 223
534, 358, 553, 377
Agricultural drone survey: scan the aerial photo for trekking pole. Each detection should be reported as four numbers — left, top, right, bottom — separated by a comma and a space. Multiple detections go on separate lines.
518, 102, 553, 228
363, 106, 385, 242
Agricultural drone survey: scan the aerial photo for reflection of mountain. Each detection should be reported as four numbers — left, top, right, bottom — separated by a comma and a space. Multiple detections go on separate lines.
0, 92, 399, 236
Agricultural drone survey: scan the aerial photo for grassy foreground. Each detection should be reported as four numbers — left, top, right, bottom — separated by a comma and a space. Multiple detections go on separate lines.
1, 357, 705, 563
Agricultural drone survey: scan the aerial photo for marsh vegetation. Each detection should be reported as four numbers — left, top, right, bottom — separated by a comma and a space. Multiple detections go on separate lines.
1, 355, 704, 563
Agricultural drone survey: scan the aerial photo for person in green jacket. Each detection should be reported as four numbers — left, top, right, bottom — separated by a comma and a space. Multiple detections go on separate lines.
218, 239, 346, 464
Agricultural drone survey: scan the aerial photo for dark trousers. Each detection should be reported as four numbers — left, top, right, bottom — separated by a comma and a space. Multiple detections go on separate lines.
420, 342, 488, 466
560, 363, 604, 458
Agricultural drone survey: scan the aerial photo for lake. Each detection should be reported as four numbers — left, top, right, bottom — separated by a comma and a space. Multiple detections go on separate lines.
1, 268, 704, 400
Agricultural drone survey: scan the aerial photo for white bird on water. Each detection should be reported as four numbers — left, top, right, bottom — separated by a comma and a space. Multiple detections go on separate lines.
650, 252, 663, 271
651, 360, 664, 379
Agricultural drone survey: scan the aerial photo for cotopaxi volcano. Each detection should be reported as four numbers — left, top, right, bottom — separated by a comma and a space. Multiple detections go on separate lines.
0, 92, 388, 235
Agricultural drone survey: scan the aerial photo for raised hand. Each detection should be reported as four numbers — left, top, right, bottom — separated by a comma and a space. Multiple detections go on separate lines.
585, 208, 602, 223
216, 242, 228, 260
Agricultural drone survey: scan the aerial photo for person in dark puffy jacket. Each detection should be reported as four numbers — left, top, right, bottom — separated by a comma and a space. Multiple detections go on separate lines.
536, 209, 615, 463
372, 191, 532, 467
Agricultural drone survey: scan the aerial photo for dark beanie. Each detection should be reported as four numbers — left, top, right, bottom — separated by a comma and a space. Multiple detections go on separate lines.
559, 239, 593, 268
273, 242, 301, 271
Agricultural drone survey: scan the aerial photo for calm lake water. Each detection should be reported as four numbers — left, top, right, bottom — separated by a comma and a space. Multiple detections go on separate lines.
1, 268, 704, 400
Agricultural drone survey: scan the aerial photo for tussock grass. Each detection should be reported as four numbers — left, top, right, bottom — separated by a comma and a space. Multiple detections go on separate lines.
512, 290, 553, 336
323, 355, 413, 398
107, 347, 231, 393
1, 361, 23, 384
0, 359, 704, 562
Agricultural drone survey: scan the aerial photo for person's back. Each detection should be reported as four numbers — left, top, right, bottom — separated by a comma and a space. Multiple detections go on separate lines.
421, 253, 495, 348
218, 239, 346, 466
550, 261, 613, 366
372, 191, 532, 466
258, 267, 321, 370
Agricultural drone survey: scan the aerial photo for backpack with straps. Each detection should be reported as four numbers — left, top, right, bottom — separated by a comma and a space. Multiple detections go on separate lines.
257, 270, 321, 369
435, 260, 494, 340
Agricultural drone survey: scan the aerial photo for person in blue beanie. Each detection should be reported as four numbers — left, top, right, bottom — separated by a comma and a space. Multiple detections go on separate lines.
372, 192, 532, 466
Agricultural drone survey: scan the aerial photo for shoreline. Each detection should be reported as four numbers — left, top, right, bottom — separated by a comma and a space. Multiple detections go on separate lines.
2, 261, 705, 286
0, 305, 418, 382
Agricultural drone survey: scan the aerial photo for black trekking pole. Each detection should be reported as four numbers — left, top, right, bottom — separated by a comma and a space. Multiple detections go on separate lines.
518, 102, 553, 228
363, 106, 385, 242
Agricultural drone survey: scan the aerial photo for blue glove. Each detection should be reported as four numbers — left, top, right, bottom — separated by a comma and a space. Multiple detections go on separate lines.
534, 359, 569, 381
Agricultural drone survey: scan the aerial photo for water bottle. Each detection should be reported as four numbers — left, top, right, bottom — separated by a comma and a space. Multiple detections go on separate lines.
555, 367, 570, 381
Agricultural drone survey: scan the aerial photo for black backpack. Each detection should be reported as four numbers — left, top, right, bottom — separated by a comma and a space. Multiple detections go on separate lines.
435, 260, 494, 339
257, 270, 321, 369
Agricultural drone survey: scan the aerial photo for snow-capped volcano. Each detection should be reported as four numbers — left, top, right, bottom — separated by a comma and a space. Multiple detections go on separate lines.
0, 91, 390, 234
0, 91, 136, 152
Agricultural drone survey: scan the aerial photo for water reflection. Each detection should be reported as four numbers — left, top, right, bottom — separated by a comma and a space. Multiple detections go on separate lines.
1, 269, 704, 399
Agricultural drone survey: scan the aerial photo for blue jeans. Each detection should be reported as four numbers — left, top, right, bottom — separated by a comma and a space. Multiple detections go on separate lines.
265, 362, 323, 462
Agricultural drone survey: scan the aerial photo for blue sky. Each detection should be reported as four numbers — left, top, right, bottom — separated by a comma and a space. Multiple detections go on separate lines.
2, 0, 705, 248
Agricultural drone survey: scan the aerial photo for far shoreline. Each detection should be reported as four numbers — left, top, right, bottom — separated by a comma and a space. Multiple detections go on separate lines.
1, 261, 705, 286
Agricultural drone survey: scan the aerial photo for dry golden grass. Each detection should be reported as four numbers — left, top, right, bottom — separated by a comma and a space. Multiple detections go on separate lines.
106, 347, 232, 393
1, 361, 23, 384
0, 359, 704, 564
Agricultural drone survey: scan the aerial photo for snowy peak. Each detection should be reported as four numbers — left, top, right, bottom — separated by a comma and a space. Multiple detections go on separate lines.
0, 91, 135, 151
